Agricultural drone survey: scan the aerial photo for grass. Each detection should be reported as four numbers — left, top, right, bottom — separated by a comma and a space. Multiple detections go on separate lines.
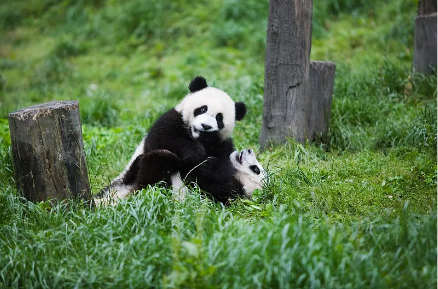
0, 0, 436, 288
0, 190, 436, 288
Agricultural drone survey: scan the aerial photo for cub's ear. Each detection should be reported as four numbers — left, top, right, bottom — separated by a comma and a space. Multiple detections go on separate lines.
235, 102, 247, 121
189, 76, 208, 93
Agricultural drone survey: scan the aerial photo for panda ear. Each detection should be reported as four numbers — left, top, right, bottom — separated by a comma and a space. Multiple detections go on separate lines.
189, 76, 208, 93
235, 102, 247, 121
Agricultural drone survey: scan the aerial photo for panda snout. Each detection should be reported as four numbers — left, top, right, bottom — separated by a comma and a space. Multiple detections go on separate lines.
201, 123, 212, 130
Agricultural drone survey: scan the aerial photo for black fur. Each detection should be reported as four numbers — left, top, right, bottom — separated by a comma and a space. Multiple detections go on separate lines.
194, 105, 208, 117
187, 165, 245, 204
189, 76, 208, 93
144, 108, 207, 165
235, 102, 247, 121
216, 113, 224, 129
250, 165, 260, 175
135, 150, 183, 190
137, 107, 240, 202
121, 157, 141, 185
143, 108, 235, 183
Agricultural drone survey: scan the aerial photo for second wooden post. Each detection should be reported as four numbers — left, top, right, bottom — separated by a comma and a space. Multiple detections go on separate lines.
259, 0, 336, 149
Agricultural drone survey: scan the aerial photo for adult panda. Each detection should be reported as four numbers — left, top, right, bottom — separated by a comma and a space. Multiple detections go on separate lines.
96, 76, 247, 203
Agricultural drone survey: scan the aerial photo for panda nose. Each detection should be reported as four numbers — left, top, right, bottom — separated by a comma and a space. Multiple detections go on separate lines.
247, 149, 252, 154
201, 124, 212, 130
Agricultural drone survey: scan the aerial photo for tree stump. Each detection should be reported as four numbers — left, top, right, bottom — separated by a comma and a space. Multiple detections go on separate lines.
8, 101, 92, 203
413, 0, 437, 74
259, 0, 336, 149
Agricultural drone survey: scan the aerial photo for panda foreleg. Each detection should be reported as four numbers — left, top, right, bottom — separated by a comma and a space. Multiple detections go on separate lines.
179, 141, 207, 165
188, 156, 235, 184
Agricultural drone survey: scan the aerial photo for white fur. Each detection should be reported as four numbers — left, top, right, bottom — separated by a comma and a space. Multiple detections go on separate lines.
192, 113, 219, 133
230, 149, 266, 198
94, 182, 135, 206
171, 172, 188, 201
175, 87, 236, 140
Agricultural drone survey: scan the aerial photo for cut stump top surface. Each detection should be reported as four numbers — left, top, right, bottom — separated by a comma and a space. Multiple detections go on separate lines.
8, 101, 79, 120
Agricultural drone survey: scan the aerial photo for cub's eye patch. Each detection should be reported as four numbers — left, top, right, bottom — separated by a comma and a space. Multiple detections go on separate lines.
250, 165, 260, 175
216, 113, 224, 130
194, 105, 208, 117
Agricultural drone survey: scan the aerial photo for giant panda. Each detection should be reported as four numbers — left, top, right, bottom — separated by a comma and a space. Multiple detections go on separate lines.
185, 148, 266, 203
94, 148, 265, 206
96, 76, 247, 204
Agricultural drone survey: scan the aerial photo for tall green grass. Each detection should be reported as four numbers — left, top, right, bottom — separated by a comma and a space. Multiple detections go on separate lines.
0, 189, 436, 288
328, 61, 437, 153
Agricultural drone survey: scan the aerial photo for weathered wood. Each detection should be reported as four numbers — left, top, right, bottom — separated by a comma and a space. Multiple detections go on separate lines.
413, 0, 437, 74
418, 0, 437, 16
308, 61, 336, 141
260, 0, 313, 149
8, 101, 91, 203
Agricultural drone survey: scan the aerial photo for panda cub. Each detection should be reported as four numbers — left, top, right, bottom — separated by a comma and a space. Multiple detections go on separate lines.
96, 76, 248, 204
94, 149, 265, 206
188, 148, 266, 203
228, 149, 265, 199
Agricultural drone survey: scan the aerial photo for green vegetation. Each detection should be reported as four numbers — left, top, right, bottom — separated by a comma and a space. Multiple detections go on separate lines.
0, 0, 436, 288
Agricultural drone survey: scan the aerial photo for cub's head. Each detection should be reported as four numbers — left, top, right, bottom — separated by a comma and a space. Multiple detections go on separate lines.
175, 76, 247, 140
230, 149, 266, 198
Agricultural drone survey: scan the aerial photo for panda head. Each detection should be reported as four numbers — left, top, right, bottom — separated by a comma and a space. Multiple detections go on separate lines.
175, 76, 247, 140
230, 149, 266, 198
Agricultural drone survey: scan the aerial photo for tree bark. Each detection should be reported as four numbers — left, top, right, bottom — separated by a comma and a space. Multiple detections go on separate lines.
260, 0, 313, 149
8, 101, 91, 204
308, 61, 336, 141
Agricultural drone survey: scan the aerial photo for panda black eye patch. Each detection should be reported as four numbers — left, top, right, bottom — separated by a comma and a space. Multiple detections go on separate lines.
216, 113, 224, 129
250, 165, 260, 175
194, 105, 208, 116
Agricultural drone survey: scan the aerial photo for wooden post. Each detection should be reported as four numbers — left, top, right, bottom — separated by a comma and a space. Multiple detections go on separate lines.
8, 101, 92, 203
260, 0, 336, 149
308, 61, 336, 141
413, 0, 437, 74
260, 0, 313, 148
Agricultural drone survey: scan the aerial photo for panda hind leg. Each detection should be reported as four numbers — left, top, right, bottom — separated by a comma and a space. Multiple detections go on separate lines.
136, 150, 185, 193
94, 181, 136, 207
171, 172, 189, 201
